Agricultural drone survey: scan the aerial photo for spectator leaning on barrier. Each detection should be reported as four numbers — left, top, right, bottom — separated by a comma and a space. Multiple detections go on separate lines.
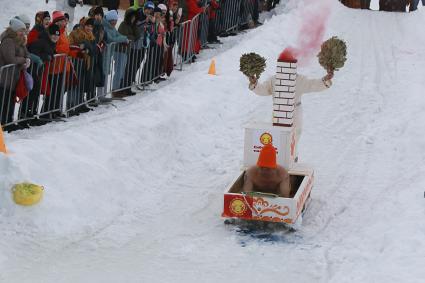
103, 10, 129, 97
27, 11, 50, 45
0, 18, 30, 130
152, 6, 166, 81
180, 0, 206, 62
159, 3, 175, 77
207, 0, 221, 44
24, 24, 60, 125
16, 14, 44, 72
68, 17, 97, 113
40, 11, 70, 119
139, 1, 158, 84
168, 0, 182, 26
16, 14, 43, 123
88, 6, 108, 100
46, 0, 83, 30
119, 8, 142, 96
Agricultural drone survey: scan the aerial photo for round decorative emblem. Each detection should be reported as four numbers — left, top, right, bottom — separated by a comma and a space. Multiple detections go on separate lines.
259, 132, 273, 145
230, 199, 247, 216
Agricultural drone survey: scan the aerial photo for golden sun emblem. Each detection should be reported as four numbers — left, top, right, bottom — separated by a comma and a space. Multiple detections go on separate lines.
230, 199, 247, 216
259, 133, 273, 145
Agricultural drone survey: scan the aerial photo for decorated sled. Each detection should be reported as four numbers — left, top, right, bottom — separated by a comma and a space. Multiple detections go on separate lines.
221, 122, 314, 225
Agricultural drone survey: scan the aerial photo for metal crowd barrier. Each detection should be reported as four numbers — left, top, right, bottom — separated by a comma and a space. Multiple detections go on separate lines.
199, 10, 210, 48
1, 0, 265, 130
0, 54, 69, 128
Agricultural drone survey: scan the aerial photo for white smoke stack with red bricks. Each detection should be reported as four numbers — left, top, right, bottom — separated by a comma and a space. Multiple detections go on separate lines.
273, 56, 297, 127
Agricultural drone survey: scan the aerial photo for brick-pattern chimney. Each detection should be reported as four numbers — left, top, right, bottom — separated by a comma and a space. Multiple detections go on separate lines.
273, 60, 297, 127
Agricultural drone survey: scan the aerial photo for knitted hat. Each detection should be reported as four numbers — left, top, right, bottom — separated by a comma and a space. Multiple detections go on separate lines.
158, 4, 167, 11
144, 1, 155, 10
16, 14, 31, 26
9, 18, 26, 32
105, 10, 118, 22
52, 11, 66, 23
257, 144, 277, 169
48, 24, 60, 36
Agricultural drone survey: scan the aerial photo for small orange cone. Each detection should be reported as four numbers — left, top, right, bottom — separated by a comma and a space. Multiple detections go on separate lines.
208, 59, 216, 75
0, 125, 7, 154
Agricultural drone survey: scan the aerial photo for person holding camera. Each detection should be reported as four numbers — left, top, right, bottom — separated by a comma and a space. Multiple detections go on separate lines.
45, 0, 83, 30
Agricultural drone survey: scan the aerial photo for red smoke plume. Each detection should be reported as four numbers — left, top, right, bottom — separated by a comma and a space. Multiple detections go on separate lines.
279, 0, 332, 65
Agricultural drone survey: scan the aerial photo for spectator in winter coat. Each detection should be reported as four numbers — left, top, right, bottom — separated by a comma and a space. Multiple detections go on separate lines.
68, 17, 97, 112
15, 14, 43, 68
0, 18, 30, 130
159, 3, 175, 77
242, 144, 292, 198
39, 11, 71, 119
51, 11, 70, 72
119, 8, 142, 95
168, 0, 182, 26
28, 25, 59, 62
207, 0, 221, 44
181, 0, 205, 61
88, 6, 108, 100
103, 10, 129, 97
46, 0, 83, 30
248, 70, 333, 160
27, 11, 50, 45
21, 24, 59, 124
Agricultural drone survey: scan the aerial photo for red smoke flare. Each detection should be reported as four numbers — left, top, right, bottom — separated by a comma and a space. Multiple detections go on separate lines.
279, 0, 332, 66
278, 47, 297, 62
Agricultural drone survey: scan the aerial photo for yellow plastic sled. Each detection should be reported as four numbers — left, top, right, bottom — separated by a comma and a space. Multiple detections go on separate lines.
12, 183, 44, 206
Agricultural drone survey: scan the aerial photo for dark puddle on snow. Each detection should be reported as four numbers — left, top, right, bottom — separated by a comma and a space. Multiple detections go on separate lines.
225, 220, 303, 246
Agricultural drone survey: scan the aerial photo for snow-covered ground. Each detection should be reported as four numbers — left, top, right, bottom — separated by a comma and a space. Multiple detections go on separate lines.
1, 0, 425, 282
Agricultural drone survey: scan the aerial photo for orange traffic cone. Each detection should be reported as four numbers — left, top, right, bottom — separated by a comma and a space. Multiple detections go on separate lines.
0, 125, 6, 154
208, 59, 216, 75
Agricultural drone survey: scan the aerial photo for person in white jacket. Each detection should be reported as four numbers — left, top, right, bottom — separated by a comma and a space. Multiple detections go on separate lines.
248, 72, 333, 160
45, 0, 83, 29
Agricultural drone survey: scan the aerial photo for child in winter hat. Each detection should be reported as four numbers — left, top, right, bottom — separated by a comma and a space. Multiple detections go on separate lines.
9, 18, 27, 32
105, 10, 119, 22
52, 11, 66, 23
48, 24, 60, 37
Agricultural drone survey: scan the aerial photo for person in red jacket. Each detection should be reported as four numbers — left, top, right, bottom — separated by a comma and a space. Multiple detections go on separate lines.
27, 11, 50, 45
181, 0, 206, 61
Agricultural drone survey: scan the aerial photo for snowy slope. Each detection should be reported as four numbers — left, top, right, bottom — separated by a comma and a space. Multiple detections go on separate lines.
1, 0, 425, 282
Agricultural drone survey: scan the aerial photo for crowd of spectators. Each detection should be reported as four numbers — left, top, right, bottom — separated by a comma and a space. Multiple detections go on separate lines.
0, 0, 276, 132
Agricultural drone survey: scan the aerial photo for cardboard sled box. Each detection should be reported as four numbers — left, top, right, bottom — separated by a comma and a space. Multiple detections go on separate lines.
222, 122, 314, 224
222, 167, 314, 224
